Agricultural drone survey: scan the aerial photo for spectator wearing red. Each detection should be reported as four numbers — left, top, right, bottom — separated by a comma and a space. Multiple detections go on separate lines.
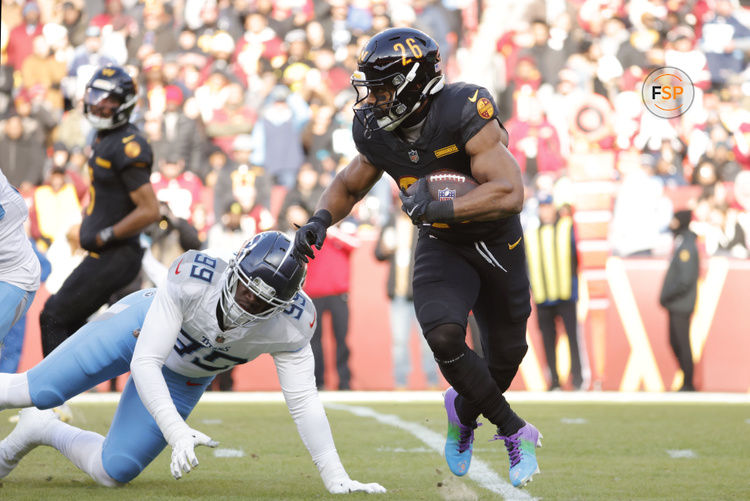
234, 10, 284, 63
6, 2, 44, 71
90, 0, 136, 35
204, 82, 256, 155
303, 223, 359, 390
507, 94, 565, 180
733, 122, 750, 171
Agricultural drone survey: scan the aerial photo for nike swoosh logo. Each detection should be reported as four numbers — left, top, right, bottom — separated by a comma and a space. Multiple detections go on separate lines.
122, 134, 135, 143
407, 206, 418, 217
186, 381, 202, 386
508, 236, 522, 250
309, 310, 316, 328
175, 258, 183, 274
468, 90, 479, 102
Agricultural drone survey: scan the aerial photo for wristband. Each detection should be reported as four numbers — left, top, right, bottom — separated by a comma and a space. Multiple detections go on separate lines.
425, 200, 454, 223
310, 209, 332, 228
98, 226, 116, 245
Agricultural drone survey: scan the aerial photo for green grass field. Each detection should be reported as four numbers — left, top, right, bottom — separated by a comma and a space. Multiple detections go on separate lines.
1, 396, 749, 500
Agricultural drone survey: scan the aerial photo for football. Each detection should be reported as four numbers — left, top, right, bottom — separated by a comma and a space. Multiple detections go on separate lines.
407, 170, 479, 201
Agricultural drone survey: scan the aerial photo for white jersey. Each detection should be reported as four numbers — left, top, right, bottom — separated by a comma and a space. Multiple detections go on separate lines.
0, 169, 41, 291
157, 249, 316, 377
130, 250, 354, 482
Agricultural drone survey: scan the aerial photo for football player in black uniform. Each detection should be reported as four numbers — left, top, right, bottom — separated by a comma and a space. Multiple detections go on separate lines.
40, 65, 160, 357
293, 28, 541, 487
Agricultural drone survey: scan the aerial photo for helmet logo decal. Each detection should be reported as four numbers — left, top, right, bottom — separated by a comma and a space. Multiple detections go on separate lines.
476, 97, 494, 120
102, 68, 116, 77
409, 149, 419, 163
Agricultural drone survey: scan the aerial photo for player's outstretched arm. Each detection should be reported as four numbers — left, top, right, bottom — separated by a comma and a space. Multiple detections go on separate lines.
293, 154, 383, 262
131, 285, 218, 479
273, 346, 386, 494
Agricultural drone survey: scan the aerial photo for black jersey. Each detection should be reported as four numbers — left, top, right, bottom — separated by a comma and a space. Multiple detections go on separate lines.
80, 123, 153, 249
353, 82, 516, 243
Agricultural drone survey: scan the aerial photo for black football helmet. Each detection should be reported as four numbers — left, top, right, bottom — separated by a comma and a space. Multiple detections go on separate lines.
220, 231, 307, 328
83, 65, 137, 130
352, 27, 444, 136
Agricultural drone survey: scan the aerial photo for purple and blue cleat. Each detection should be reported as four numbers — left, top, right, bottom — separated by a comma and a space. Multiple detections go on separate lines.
494, 422, 542, 487
443, 387, 480, 476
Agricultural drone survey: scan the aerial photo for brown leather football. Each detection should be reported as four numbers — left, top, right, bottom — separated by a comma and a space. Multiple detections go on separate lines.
407, 170, 479, 201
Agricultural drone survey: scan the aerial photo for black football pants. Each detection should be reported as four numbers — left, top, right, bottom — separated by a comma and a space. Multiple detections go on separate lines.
40, 243, 144, 357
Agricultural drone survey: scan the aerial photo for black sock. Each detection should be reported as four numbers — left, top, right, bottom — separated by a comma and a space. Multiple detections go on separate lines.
438, 346, 524, 434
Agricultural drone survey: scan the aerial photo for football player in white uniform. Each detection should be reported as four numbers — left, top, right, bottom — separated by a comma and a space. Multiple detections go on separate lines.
0, 169, 42, 343
0, 231, 385, 494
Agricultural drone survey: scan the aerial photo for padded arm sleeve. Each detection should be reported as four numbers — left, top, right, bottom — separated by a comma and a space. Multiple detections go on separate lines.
130, 284, 190, 445
274, 345, 350, 488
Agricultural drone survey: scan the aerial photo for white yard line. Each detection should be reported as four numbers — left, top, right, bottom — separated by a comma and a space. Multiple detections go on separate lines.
213, 448, 245, 458
325, 402, 536, 501
68, 390, 750, 405
666, 449, 697, 459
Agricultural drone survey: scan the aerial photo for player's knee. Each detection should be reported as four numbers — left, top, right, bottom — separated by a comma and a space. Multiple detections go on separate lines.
90, 455, 125, 487
424, 323, 466, 361
102, 453, 144, 484
31, 387, 66, 409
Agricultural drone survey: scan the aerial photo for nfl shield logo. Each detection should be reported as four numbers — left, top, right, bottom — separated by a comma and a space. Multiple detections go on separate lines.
408, 149, 419, 163
438, 188, 456, 201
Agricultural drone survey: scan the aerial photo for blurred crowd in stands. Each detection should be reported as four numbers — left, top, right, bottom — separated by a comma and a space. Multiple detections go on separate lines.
1, 0, 749, 295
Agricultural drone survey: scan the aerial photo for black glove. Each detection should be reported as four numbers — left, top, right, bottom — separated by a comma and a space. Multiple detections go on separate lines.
293, 210, 332, 263
399, 178, 454, 224
399, 178, 432, 224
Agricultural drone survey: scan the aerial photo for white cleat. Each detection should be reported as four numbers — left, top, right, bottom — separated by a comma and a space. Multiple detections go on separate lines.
0, 407, 59, 478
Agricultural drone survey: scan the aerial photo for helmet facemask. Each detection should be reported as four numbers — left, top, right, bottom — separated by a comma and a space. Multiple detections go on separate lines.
83, 78, 137, 130
352, 63, 444, 137
220, 261, 292, 329
218, 232, 306, 329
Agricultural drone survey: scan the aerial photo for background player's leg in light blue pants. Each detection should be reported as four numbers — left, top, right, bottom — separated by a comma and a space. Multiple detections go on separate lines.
0, 282, 35, 344
0, 289, 213, 485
